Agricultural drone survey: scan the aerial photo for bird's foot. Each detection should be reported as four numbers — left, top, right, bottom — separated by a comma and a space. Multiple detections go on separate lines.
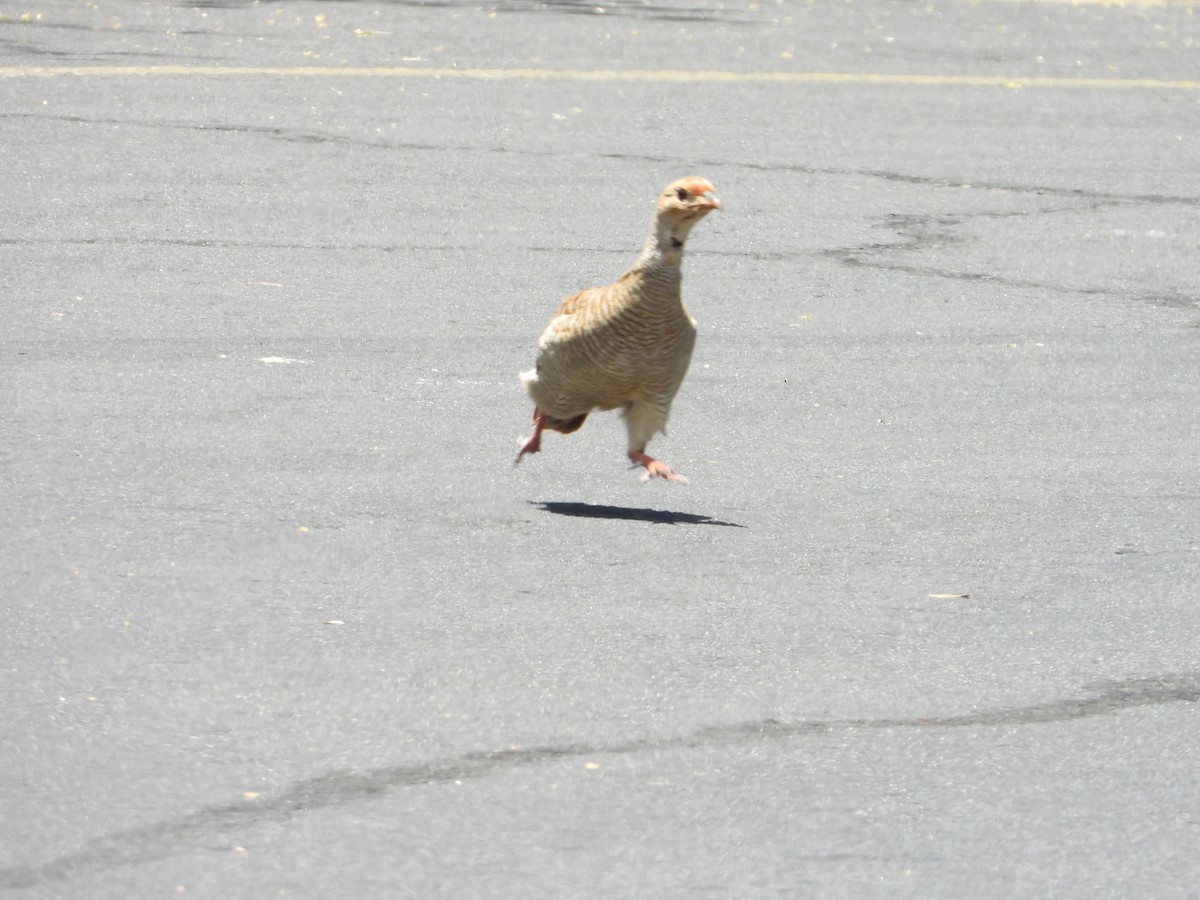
515, 409, 546, 465
629, 451, 687, 484
514, 433, 540, 464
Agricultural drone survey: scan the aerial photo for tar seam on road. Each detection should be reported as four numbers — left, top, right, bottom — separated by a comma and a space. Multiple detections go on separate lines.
1, 672, 1196, 891
2, 66, 1200, 91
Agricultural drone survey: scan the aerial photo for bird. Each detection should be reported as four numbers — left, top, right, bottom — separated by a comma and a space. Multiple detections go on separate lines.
515, 176, 721, 482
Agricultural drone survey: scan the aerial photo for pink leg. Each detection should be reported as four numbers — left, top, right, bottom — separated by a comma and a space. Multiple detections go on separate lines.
628, 450, 687, 484
515, 408, 547, 464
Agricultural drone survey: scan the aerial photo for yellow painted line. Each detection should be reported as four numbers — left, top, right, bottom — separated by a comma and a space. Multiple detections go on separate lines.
1, 65, 1199, 90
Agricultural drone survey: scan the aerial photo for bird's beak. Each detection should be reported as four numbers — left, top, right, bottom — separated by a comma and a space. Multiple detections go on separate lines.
699, 191, 721, 211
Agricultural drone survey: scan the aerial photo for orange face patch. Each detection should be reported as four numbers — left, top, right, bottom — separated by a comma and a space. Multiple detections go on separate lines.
673, 177, 716, 197
658, 176, 717, 209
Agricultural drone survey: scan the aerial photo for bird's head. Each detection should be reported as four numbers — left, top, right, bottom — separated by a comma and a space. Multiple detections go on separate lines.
645, 177, 720, 265
656, 177, 722, 222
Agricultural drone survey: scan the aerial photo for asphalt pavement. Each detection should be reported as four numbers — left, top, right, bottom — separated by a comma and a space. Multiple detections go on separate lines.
2, 1, 1199, 897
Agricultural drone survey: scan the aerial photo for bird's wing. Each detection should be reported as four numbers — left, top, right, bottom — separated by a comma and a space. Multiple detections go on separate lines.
536, 284, 609, 351
531, 281, 643, 415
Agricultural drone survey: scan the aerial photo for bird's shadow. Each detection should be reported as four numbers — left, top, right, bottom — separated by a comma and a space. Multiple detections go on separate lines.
529, 500, 745, 528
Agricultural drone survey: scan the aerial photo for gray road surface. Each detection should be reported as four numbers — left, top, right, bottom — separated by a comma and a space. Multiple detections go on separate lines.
3, 1, 1199, 897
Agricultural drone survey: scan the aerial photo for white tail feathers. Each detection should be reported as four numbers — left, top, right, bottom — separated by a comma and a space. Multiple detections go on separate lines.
519, 368, 539, 397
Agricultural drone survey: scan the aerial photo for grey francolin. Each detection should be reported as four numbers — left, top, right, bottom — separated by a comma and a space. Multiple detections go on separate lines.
515, 176, 721, 482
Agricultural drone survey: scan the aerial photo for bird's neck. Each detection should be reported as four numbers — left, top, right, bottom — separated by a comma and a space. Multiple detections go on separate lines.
633, 214, 697, 272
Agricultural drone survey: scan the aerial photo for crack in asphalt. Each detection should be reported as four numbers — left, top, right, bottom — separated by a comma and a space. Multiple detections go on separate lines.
0, 236, 473, 253
4, 115, 1195, 311
821, 252, 1200, 311
819, 203, 1199, 311
2, 111, 441, 151
745, 161, 1200, 208
5, 113, 1200, 211
1, 671, 1196, 890
490, 0, 762, 23
176, 0, 764, 23
0, 236, 777, 262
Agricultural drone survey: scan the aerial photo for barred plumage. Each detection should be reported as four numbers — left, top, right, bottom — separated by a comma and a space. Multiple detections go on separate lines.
515, 177, 721, 482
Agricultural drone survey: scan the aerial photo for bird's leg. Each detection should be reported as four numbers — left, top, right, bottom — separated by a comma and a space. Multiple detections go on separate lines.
622, 402, 685, 483
628, 450, 687, 484
515, 407, 547, 464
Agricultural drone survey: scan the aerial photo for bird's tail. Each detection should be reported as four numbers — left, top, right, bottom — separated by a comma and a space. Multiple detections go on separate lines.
519, 367, 539, 397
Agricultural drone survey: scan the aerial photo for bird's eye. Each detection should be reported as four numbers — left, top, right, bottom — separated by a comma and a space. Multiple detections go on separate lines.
675, 188, 689, 201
